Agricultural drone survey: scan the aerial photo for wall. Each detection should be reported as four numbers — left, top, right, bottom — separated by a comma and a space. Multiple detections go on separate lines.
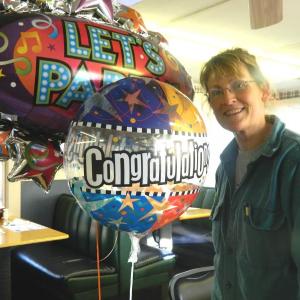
5, 160, 21, 218
266, 98, 300, 133
5, 163, 68, 225
21, 179, 70, 227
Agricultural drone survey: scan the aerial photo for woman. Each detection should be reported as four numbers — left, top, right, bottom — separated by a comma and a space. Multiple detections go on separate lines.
200, 48, 300, 300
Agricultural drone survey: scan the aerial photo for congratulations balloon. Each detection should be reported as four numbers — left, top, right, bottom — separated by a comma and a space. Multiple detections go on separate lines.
0, 13, 194, 135
64, 77, 209, 234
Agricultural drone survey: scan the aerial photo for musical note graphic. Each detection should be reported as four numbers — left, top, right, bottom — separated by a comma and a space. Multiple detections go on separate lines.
0, 32, 32, 76
17, 31, 42, 54
32, 14, 58, 39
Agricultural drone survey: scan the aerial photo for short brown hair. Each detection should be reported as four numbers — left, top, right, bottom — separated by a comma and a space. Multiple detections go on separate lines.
200, 48, 268, 93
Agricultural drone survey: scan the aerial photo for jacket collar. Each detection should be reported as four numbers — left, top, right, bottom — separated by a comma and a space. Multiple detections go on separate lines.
220, 115, 285, 163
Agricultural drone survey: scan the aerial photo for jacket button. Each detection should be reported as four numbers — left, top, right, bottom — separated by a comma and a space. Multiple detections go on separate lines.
225, 281, 232, 289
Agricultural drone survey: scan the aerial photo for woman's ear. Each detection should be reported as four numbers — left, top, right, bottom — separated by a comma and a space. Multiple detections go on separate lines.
261, 82, 271, 102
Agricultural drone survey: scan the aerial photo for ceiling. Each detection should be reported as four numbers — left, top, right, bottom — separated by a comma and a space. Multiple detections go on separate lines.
121, 0, 300, 87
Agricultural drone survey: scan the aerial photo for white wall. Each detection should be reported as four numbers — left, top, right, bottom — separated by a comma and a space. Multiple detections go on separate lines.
267, 99, 300, 134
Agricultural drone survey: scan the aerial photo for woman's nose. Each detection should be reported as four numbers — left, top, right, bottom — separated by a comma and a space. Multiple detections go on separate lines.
222, 88, 237, 104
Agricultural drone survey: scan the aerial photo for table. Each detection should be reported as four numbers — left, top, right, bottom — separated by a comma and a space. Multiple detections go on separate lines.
179, 207, 212, 220
0, 218, 69, 248
0, 217, 69, 300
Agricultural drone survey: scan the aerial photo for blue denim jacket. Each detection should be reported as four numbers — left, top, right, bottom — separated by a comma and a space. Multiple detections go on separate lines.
211, 115, 300, 300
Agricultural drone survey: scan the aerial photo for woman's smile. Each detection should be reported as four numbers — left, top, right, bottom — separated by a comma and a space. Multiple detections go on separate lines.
223, 107, 245, 117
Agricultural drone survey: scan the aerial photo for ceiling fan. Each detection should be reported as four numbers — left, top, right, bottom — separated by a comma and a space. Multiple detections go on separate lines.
249, 0, 283, 29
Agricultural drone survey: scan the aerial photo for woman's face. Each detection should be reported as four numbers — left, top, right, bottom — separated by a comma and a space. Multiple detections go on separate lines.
207, 64, 269, 135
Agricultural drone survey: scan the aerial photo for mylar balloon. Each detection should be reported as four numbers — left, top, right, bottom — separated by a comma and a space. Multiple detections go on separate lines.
72, 0, 114, 23
115, 4, 147, 34
0, 119, 12, 160
0, 12, 194, 135
6, 129, 63, 192
64, 77, 209, 234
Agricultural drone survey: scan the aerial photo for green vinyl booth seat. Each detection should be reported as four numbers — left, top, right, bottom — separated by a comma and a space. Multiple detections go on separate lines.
11, 194, 176, 300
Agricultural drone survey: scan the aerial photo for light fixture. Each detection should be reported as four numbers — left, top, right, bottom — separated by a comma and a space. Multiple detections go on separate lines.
118, 0, 144, 6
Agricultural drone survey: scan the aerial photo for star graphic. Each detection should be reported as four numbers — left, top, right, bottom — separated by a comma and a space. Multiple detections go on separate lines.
147, 195, 176, 212
99, 96, 123, 122
153, 95, 182, 121
110, 217, 126, 228
0, 69, 5, 79
138, 196, 176, 221
125, 90, 149, 114
47, 44, 55, 51
118, 192, 139, 211
160, 85, 186, 113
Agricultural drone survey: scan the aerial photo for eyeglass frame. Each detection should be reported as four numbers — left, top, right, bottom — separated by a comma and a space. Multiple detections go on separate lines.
204, 80, 257, 102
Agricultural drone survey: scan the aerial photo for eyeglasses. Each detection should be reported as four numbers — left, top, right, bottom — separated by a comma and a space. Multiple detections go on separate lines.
205, 80, 256, 102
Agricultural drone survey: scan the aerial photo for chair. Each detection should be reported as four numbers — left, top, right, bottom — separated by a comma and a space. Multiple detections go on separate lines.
169, 266, 214, 300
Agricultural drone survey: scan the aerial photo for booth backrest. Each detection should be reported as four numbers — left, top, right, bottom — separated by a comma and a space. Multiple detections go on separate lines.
172, 187, 215, 269
52, 194, 119, 269
12, 193, 176, 300
191, 187, 215, 209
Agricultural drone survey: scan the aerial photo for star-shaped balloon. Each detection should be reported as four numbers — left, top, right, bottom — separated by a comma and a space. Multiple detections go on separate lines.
0, 119, 12, 161
115, 4, 147, 34
6, 129, 63, 192
148, 31, 168, 46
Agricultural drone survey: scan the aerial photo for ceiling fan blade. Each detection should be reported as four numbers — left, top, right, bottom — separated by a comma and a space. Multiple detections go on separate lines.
249, 0, 283, 29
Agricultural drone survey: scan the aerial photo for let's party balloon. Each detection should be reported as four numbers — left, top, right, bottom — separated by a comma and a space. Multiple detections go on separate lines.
64, 77, 209, 234
0, 12, 194, 135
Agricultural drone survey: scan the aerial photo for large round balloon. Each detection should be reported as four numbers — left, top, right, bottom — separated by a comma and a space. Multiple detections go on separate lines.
0, 13, 194, 135
64, 77, 209, 234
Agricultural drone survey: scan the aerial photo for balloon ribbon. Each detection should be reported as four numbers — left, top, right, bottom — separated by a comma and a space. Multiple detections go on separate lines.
96, 223, 102, 300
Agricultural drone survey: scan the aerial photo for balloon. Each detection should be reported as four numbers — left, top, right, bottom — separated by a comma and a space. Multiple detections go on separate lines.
6, 129, 63, 192
0, 12, 194, 135
72, 0, 114, 22
148, 31, 168, 46
0, 119, 12, 160
115, 4, 147, 34
64, 77, 209, 234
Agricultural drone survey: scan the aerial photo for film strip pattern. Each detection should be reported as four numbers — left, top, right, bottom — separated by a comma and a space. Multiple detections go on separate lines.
71, 121, 207, 137
71, 183, 201, 197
